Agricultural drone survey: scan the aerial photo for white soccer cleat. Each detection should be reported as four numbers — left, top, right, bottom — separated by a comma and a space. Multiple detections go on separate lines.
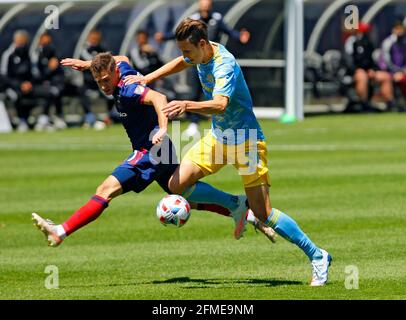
231, 195, 248, 240
310, 249, 332, 286
32, 213, 63, 247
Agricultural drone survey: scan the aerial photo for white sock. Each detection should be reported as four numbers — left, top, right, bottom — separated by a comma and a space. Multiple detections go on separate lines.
55, 224, 67, 239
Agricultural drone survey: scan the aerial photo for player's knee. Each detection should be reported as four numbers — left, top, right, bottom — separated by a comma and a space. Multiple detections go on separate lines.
95, 182, 119, 200
167, 179, 186, 195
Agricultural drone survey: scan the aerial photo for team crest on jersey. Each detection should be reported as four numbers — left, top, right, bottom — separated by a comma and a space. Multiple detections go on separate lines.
206, 74, 215, 83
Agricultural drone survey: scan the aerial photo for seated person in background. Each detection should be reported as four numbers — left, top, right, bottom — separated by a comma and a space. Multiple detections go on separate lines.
80, 29, 117, 127
380, 21, 406, 112
154, 0, 250, 138
344, 23, 394, 112
131, 30, 163, 76
0, 30, 56, 132
32, 32, 67, 130
130, 30, 176, 101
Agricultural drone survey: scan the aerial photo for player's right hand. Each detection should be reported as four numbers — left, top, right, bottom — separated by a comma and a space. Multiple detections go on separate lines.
123, 74, 148, 86
152, 127, 167, 145
60, 58, 90, 71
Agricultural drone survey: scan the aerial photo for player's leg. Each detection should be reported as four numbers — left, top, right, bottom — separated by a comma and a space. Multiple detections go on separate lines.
189, 201, 276, 243
156, 159, 247, 225
245, 183, 322, 258
167, 132, 241, 212
245, 184, 331, 286
237, 140, 331, 285
167, 133, 249, 234
166, 159, 242, 215
31, 149, 152, 247
32, 175, 122, 247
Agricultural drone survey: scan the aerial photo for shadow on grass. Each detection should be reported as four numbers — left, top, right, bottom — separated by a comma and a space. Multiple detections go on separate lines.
65, 277, 303, 289
151, 277, 303, 288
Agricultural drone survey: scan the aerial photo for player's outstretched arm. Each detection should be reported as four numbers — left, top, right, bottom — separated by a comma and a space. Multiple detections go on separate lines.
123, 56, 191, 86
60, 55, 130, 71
60, 58, 91, 71
162, 95, 229, 119
142, 89, 168, 145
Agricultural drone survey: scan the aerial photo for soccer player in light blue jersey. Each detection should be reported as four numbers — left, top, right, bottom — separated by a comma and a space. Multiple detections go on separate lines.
32, 52, 275, 248
124, 18, 331, 286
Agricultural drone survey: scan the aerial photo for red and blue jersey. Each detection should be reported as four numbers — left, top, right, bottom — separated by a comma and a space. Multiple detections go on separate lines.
113, 61, 158, 151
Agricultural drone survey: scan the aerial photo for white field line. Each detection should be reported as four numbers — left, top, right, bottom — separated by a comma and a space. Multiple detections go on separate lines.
0, 142, 399, 152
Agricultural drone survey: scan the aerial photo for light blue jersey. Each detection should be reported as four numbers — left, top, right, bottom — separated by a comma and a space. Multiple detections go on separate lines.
185, 42, 265, 145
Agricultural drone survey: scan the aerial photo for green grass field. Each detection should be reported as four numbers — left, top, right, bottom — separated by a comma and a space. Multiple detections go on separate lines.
1, 114, 405, 300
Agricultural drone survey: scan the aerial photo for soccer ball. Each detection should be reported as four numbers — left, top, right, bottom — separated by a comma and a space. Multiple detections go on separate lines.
156, 194, 191, 227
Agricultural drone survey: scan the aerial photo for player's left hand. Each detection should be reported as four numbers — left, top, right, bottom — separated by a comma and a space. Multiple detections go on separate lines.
152, 127, 167, 145
162, 100, 187, 119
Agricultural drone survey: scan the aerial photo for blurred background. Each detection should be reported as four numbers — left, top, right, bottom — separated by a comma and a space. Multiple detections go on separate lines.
1, 0, 406, 133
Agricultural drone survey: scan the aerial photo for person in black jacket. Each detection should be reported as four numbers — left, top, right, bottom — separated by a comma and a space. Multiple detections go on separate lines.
344, 23, 394, 112
0, 30, 55, 132
154, 0, 250, 45
32, 32, 66, 130
154, 0, 250, 137
80, 29, 116, 127
130, 30, 176, 101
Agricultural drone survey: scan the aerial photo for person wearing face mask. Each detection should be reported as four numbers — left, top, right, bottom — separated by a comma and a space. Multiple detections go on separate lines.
381, 21, 406, 112
343, 23, 394, 113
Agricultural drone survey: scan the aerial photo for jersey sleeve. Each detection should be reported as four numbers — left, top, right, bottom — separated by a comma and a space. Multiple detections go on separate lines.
120, 83, 150, 104
117, 61, 141, 77
117, 61, 150, 104
212, 60, 236, 98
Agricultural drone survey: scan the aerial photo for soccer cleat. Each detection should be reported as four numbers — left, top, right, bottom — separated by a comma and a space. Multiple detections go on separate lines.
231, 195, 248, 240
254, 220, 277, 243
31, 213, 63, 247
310, 249, 332, 286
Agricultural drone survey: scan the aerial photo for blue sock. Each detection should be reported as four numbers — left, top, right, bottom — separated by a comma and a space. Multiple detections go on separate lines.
266, 208, 323, 261
182, 181, 239, 211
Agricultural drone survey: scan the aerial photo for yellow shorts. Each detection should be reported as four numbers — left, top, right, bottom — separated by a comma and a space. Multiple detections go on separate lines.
184, 131, 270, 188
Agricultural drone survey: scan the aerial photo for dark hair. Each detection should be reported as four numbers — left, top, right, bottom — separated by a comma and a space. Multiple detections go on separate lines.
90, 52, 115, 77
175, 18, 209, 45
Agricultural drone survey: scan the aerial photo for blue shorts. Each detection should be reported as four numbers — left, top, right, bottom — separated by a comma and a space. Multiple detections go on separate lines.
112, 144, 178, 194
